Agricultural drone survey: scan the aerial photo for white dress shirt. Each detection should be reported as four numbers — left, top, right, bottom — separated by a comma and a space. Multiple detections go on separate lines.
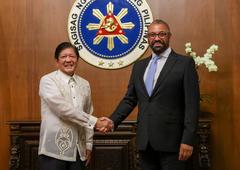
144, 47, 171, 88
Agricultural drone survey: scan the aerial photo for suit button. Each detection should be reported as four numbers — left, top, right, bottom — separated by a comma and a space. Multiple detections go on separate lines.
148, 98, 151, 102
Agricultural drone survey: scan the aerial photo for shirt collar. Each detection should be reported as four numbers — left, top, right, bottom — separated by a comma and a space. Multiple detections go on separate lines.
57, 70, 76, 84
152, 47, 172, 59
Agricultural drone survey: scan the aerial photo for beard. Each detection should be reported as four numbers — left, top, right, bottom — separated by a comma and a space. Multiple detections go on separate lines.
150, 40, 169, 55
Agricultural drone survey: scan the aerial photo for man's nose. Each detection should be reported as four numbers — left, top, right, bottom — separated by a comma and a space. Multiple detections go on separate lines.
65, 56, 71, 61
154, 35, 161, 40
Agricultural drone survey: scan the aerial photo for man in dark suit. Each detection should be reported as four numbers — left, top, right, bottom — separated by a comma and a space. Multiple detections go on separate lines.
108, 19, 200, 170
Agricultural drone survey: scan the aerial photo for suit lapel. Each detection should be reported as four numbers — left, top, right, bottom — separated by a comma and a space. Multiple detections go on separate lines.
138, 57, 151, 97
151, 51, 178, 97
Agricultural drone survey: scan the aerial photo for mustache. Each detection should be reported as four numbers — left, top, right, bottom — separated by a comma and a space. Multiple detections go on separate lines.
151, 40, 164, 45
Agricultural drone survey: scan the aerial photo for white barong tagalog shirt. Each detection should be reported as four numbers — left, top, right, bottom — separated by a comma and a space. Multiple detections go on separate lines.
38, 70, 97, 161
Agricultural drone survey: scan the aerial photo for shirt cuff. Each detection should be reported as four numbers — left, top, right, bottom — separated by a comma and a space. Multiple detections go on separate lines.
86, 143, 93, 151
87, 115, 98, 129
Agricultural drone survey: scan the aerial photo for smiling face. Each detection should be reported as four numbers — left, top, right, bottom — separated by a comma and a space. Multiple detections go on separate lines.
56, 47, 79, 76
147, 23, 171, 55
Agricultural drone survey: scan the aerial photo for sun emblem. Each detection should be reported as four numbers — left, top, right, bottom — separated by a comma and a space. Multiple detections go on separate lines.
68, 0, 153, 69
86, 2, 135, 51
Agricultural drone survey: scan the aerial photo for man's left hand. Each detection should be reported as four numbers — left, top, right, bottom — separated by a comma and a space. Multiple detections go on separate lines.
85, 150, 92, 166
178, 144, 193, 161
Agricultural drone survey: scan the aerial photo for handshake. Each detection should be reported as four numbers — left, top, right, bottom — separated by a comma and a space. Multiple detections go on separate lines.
95, 117, 114, 133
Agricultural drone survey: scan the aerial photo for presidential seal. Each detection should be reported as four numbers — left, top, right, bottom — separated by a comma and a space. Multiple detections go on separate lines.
68, 0, 153, 69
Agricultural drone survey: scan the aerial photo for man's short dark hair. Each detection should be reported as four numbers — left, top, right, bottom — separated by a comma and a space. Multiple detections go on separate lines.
149, 19, 171, 32
54, 42, 80, 60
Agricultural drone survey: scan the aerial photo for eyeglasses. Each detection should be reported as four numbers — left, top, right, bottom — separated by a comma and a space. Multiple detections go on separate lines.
147, 31, 171, 39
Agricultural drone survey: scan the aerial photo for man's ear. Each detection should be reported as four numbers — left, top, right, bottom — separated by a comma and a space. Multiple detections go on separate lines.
55, 59, 59, 67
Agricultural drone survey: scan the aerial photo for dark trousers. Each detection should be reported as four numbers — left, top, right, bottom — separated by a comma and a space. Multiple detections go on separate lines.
139, 143, 186, 170
38, 152, 86, 170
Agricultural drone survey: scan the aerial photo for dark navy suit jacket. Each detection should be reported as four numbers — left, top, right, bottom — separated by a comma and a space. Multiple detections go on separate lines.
110, 50, 200, 152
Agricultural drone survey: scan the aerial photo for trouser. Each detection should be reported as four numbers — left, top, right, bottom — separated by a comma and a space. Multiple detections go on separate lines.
139, 143, 186, 170
38, 152, 86, 170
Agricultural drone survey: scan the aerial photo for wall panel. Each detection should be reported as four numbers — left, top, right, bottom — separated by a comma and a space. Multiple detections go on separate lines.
1, 0, 240, 169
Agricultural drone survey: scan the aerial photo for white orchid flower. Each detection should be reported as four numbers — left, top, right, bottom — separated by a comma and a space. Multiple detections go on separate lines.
185, 42, 218, 72
190, 52, 197, 58
208, 65, 218, 72
185, 47, 192, 53
185, 42, 191, 48
204, 53, 212, 59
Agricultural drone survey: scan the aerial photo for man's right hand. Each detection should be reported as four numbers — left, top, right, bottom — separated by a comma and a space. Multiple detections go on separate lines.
95, 117, 113, 133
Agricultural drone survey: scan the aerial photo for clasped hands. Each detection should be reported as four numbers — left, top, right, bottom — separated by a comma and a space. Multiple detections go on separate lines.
95, 117, 114, 133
